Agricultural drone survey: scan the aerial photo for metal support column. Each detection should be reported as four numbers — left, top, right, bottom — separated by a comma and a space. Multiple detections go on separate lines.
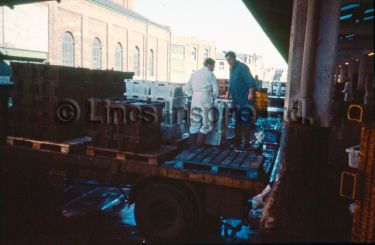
284, 0, 308, 122
297, 0, 319, 121
357, 55, 367, 91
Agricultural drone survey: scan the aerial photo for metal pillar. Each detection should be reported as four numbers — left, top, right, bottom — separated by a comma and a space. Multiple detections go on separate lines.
358, 55, 367, 91
298, 0, 319, 121
312, 0, 341, 126
284, 0, 308, 122
335, 66, 341, 84
348, 59, 359, 84
279, 0, 342, 242
339, 65, 348, 84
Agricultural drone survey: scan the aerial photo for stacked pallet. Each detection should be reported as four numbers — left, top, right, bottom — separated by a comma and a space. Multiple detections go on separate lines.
8, 62, 133, 142
90, 69, 130, 98
88, 98, 164, 152
9, 63, 89, 141
352, 126, 375, 243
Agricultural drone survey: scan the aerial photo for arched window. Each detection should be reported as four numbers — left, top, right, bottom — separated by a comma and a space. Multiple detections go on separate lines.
148, 49, 154, 76
62, 32, 74, 67
92, 38, 102, 69
192, 47, 197, 61
115, 42, 123, 71
133, 46, 140, 76
203, 49, 209, 59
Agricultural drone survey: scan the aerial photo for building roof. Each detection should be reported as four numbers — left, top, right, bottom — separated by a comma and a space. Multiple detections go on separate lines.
242, 0, 293, 62
92, 0, 170, 30
241, 0, 374, 63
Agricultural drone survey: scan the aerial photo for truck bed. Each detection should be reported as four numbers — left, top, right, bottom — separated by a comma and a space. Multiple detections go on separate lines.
1, 141, 279, 194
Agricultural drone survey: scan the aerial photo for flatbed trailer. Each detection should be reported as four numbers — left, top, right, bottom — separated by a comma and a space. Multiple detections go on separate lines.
1, 136, 281, 243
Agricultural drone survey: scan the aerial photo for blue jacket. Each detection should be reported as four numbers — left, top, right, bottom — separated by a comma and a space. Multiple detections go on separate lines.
229, 61, 256, 107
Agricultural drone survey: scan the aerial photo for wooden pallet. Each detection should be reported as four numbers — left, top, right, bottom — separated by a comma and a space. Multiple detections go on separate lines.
86, 145, 178, 165
6, 136, 91, 154
173, 147, 265, 179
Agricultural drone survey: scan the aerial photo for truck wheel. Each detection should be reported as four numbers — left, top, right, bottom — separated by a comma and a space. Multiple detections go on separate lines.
134, 183, 197, 243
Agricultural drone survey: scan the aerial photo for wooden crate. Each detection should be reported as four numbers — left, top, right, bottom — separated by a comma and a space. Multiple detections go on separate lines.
351, 125, 375, 243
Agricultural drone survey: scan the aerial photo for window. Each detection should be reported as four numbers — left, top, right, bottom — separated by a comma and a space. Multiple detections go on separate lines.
148, 49, 154, 76
203, 49, 209, 59
115, 42, 123, 71
171, 44, 185, 60
219, 61, 224, 70
133, 46, 140, 76
92, 38, 102, 69
192, 47, 197, 61
62, 32, 74, 67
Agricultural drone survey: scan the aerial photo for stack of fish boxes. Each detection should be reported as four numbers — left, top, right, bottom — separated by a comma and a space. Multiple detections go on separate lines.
124, 79, 188, 141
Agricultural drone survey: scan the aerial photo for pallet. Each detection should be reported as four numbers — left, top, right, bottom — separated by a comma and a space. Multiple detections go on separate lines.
173, 147, 265, 179
6, 136, 91, 154
86, 145, 178, 165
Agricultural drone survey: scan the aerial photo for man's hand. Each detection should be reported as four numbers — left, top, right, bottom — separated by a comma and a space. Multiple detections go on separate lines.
248, 88, 255, 101
225, 91, 230, 100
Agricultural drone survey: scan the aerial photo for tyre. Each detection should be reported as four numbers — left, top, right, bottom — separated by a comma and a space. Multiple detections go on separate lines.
134, 183, 197, 243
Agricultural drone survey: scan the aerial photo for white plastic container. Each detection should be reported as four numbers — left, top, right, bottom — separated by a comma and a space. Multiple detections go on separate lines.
149, 81, 184, 99
124, 79, 150, 97
346, 145, 360, 168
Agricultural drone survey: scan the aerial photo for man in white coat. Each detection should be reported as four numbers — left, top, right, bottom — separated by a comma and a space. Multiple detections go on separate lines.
185, 58, 219, 146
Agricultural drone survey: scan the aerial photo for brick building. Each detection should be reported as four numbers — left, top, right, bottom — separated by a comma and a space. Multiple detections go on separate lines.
170, 32, 216, 83
0, 0, 216, 83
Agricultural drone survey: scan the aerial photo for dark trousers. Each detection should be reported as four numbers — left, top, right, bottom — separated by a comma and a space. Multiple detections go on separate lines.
234, 123, 253, 145
232, 105, 255, 145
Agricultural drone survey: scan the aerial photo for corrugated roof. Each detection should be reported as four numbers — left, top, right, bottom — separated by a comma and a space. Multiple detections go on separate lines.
91, 0, 170, 30
242, 0, 293, 62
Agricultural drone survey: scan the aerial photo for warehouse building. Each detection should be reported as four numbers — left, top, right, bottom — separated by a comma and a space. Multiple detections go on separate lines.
0, 0, 215, 82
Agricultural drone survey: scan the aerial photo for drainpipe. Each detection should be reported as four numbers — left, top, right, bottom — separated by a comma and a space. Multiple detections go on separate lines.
298, 0, 319, 121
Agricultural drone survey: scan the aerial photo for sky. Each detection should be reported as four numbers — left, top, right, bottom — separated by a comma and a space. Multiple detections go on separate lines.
134, 0, 288, 69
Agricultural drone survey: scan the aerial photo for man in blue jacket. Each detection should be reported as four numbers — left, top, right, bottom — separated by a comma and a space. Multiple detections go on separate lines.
225, 51, 256, 149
